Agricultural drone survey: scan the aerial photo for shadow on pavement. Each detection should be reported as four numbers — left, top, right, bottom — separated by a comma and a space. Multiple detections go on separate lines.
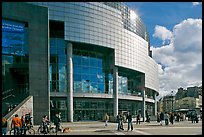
94, 130, 113, 133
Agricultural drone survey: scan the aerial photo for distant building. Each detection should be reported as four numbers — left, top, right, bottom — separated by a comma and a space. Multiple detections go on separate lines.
174, 95, 202, 114
176, 86, 201, 99
158, 86, 202, 114
161, 95, 175, 113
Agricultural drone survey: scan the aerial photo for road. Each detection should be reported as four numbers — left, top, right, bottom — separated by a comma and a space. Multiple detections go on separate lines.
31, 120, 202, 135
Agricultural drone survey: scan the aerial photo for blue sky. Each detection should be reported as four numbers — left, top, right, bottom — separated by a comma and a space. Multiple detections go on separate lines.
125, 2, 202, 47
125, 2, 202, 98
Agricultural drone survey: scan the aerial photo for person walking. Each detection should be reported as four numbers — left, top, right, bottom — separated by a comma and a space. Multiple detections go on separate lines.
21, 115, 26, 135
169, 112, 174, 125
11, 114, 22, 135
160, 112, 164, 126
104, 113, 109, 128
54, 113, 61, 133
157, 112, 160, 123
145, 111, 150, 123
2, 117, 8, 135
164, 112, 169, 126
42, 115, 50, 134
126, 112, 133, 131
120, 113, 124, 130
136, 113, 141, 125
116, 114, 121, 131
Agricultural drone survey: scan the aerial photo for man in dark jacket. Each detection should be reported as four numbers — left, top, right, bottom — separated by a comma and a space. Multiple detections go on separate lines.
160, 112, 164, 126
54, 113, 61, 134
126, 112, 133, 131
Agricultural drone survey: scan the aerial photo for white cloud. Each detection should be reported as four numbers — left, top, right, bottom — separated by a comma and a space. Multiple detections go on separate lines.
153, 25, 173, 45
151, 18, 202, 98
192, 2, 202, 6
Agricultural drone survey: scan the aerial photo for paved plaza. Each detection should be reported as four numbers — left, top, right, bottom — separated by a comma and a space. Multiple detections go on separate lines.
31, 120, 202, 135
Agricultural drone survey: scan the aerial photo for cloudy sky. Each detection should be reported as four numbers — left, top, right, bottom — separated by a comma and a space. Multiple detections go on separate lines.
125, 2, 202, 98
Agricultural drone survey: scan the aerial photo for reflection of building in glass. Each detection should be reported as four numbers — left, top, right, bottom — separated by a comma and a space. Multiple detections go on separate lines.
2, 2, 159, 124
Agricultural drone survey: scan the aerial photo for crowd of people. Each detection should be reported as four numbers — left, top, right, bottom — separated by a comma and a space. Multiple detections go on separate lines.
115, 112, 141, 131
2, 110, 201, 135
157, 111, 200, 126
1, 113, 33, 135
1, 112, 62, 135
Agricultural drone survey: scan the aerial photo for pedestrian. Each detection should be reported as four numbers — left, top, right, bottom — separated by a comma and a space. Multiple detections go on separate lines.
120, 113, 124, 130
136, 113, 141, 125
191, 112, 195, 123
54, 113, 61, 133
126, 112, 133, 131
160, 112, 164, 126
195, 112, 198, 123
104, 113, 109, 128
2, 117, 8, 135
42, 115, 50, 134
145, 111, 150, 123
116, 114, 121, 130
169, 112, 174, 125
25, 113, 32, 125
11, 114, 22, 135
157, 112, 160, 123
164, 112, 169, 125
21, 115, 26, 135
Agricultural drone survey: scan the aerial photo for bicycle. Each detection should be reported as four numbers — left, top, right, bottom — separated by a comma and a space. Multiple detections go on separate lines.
24, 123, 35, 135
9, 127, 21, 135
9, 124, 35, 135
37, 122, 56, 135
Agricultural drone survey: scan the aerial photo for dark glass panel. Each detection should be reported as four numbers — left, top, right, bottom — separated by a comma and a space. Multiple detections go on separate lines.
74, 65, 81, 74
81, 56, 89, 66
89, 57, 98, 67
74, 74, 81, 81
81, 66, 89, 74
89, 67, 97, 75
90, 75, 97, 83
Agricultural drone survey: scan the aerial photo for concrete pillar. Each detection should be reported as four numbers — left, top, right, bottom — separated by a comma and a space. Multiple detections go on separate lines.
67, 42, 73, 122
113, 66, 118, 117
142, 89, 146, 122
154, 93, 157, 116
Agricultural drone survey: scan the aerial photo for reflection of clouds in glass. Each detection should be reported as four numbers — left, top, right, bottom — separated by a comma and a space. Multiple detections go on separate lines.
73, 55, 105, 93
130, 10, 138, 21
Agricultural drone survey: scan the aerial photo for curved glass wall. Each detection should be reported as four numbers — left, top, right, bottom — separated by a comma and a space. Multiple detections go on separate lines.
101, 2, 149, 43
73, 49, 114, 94
50, 38, 67, 92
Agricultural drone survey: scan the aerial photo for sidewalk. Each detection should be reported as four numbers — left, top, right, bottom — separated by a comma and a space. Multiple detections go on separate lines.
30, 120, 202, 135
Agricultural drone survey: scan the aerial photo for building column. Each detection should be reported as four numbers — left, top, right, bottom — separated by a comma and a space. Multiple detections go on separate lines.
154, 93, 157, 116
113, 66, 118, 117
142, 89, 146, 122
67, 42, 73, 122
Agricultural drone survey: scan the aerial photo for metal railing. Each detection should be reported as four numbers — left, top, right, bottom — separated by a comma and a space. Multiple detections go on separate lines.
2, 88, 14, 100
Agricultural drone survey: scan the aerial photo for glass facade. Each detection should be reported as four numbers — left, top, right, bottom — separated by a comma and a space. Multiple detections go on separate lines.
118, 100, 142, 116
50, 38, 67, 92
73, 49, 113, 94
26, 2, 159, 121
2, 19, 29, 95
101, 2, 149, 43
74, 99, 113, 121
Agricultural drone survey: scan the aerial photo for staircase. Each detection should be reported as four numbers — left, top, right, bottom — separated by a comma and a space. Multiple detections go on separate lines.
2, 88, 29, 117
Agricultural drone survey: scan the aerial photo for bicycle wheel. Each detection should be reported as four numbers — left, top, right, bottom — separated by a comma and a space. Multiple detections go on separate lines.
10, 128, 14, 135
26, 128, 35, 135
37, 126, 45, 135
49, 127, 57, 135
